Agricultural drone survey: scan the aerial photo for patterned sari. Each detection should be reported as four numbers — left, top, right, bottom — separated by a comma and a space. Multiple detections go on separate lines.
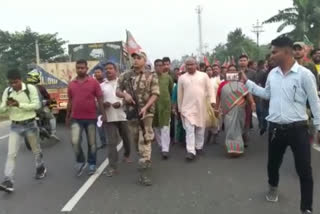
218, 81, 248, 155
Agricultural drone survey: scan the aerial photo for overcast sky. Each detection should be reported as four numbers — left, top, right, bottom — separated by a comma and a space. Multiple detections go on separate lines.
0, 0, 293, 61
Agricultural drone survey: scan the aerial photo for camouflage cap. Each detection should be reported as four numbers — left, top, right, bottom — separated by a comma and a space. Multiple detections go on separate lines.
131, 51, 147, 60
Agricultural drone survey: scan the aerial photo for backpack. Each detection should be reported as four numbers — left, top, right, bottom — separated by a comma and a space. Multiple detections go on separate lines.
7, 84, 44, 108
7, 84, 31, 102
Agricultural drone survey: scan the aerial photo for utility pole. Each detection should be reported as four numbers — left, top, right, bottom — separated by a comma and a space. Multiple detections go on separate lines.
204, 43, 209, 54
196, 5, 203, 60
252, 20, 264, 47
35, 39, 40, 65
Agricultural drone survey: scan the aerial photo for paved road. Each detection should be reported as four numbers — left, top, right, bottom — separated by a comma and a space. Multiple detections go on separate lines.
0, 121, 10, 141
0, 120, 319, 214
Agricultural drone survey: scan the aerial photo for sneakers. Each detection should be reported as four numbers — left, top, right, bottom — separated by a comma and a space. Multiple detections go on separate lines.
0, 180, 14, 193
266, 186, 279, 202
35, 165, 47, 180
1, 167, 46, 193
302, 210, 312, 214
88, 165, 96, 175
76, 162, 88, 177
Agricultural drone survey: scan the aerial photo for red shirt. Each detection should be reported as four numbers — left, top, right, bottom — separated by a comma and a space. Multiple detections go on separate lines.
68, 76, 102, 119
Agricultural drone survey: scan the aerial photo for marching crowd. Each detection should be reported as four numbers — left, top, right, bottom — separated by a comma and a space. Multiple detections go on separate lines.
0, 36, 320, 214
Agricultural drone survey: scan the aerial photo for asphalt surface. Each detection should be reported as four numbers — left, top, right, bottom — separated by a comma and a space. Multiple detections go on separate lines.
0, 121, 9, 140
0, 120, 319, 214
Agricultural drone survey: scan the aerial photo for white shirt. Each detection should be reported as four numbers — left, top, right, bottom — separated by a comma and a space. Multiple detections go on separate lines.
100, 78, 127, 122
246, 62, 320, 129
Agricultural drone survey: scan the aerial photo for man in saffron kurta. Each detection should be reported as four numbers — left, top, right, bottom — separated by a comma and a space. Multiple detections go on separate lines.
153, 59, 174, 159
178, 58, 215, 160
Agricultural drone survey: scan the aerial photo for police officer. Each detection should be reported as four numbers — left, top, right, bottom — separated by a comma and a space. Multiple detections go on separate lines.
116, 51, 159, 186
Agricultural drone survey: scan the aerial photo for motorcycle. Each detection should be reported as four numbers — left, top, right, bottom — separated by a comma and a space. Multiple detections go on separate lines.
24, 100, 59, 150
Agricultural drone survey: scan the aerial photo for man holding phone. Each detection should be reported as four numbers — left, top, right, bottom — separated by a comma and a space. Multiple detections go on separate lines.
0, 69, 47, 193
241, 37, 319, 214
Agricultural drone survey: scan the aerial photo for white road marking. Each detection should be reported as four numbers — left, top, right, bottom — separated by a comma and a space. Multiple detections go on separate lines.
61, 142, 123, 213
0, 134, 9, 140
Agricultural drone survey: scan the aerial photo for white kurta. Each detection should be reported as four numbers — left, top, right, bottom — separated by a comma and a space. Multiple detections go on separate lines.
178, 71, 214, 128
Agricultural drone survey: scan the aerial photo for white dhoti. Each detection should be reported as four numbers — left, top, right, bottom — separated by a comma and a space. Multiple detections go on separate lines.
154, 126, 171, 152
182, 118, 205, 155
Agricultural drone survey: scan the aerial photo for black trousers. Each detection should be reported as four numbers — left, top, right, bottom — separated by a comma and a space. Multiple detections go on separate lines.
170, 113, 175, 140
268, 123, 313, 211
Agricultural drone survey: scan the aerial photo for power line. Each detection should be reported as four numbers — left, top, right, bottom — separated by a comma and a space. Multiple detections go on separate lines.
252, 20, 264, 47
196, 5, 203, 59
35, 39, 40, 65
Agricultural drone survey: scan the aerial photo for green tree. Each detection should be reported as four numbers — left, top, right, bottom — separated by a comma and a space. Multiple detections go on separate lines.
0, 27, 67, 93
0, 63, 8, 93
0, 27, 67, 72
264, 0, 320, 46
213, 28, 266, 63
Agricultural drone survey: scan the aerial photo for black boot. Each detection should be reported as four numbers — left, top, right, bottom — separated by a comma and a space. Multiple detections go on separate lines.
138, 161, 152, 186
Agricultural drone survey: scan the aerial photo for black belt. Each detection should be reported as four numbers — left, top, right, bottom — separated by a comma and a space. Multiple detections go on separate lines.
269, 121, 308, 130
12, 118, 35, 125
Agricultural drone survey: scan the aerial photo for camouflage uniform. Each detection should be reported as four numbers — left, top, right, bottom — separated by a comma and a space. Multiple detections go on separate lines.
117, 69, 159, 185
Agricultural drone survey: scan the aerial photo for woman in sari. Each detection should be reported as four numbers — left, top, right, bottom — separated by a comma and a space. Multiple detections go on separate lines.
215, 65, 255, 157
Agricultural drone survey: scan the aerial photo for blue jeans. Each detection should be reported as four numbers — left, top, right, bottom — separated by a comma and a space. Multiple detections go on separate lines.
71, 119, 97, 166
5, 120, 44, 182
